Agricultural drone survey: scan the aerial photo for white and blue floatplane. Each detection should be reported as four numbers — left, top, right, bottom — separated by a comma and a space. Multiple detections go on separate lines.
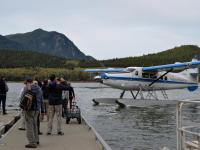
83, 58, 200, 107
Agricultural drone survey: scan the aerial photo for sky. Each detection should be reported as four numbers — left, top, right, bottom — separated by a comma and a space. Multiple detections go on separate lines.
0, 0, 200, 60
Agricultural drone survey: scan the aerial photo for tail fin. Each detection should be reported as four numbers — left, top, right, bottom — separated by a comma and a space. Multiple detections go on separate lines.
180, 58, 199, 83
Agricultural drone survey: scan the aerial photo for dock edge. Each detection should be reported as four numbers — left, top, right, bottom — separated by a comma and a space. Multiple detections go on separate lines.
81, 115, 112, 150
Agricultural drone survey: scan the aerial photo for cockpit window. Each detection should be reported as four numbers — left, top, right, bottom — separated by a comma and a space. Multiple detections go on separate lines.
127, 68, 135, 72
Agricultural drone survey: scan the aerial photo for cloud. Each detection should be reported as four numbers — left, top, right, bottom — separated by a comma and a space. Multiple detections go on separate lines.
0, 0, 200, 59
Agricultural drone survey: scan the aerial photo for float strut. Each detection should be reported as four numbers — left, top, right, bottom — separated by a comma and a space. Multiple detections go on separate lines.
130, 90, 139, 99
120, 90, 126, 99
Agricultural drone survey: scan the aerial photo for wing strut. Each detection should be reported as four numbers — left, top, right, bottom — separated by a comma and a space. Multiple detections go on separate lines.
148, 69, 173, 87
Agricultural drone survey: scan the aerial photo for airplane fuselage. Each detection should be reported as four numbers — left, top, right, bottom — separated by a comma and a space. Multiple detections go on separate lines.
100, 67, 198, 91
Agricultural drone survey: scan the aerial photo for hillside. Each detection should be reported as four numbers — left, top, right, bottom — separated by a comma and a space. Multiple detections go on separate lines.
0, 49, 79, 68
0, 29, 94, 60
0, 45, 199, 69
0, 35, 24, 49
79, 45, 200, 68
0, 45, 199, 81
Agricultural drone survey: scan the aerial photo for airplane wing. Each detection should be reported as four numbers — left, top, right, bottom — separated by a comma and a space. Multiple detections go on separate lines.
143, 60, 200, 72
83, 68, 127, 73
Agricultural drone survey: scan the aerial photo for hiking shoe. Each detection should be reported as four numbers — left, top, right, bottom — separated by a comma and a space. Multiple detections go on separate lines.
38, 132, 43, 135
25, 144, 37, 148
57, 131, 64, 135
37, 142, 39, 145
46, 132, 51, 135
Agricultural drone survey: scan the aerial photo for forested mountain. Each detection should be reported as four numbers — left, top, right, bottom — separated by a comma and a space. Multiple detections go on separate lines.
0, 35, 24, 49
0, 29, 94, 60
79, 45, 200, 68
0, 45, 199, 69
0, 49, 77, 68
0, 45, 199, 81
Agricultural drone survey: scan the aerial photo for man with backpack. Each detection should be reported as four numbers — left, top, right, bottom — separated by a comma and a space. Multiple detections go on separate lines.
19, 77, 43, 148
0, 76, 8, 115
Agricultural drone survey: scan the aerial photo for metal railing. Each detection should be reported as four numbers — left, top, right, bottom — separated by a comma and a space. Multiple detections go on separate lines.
176, 99, 200, 150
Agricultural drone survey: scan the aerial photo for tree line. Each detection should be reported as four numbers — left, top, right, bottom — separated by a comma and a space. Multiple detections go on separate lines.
79, 45, 200, 68
0, 45, 199, 81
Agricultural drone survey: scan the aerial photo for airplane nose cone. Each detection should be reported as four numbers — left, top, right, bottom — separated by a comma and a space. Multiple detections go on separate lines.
94, 75, 101, 80
93, 75, 103, 83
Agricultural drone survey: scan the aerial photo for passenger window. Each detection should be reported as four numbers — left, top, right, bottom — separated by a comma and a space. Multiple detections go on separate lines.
142, 73, 149, 78
135, 71, 138, 76
150, 74, 157, 79
164, 76, 167, 80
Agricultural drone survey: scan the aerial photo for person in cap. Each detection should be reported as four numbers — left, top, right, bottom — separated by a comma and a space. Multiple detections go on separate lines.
33, 80, 43, 135
19, 77, 43, 148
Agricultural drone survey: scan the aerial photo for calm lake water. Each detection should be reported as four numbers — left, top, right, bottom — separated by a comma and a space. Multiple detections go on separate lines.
4, 82, 200, 150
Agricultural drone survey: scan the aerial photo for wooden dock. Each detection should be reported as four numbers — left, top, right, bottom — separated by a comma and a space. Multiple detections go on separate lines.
0, 116, 110, 150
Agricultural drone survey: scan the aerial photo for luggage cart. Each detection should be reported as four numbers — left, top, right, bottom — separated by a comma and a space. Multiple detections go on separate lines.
65, 101, 81, 124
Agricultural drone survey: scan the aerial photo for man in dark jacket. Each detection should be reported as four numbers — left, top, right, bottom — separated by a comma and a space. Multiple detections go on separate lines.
47, 74, 69, 135
0, 76, 8, 115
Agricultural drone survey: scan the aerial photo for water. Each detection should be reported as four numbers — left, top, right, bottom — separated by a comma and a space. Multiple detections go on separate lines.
4, 82, 200, 150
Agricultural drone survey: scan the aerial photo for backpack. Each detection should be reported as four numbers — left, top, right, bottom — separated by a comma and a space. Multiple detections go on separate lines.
19, 90, 36, 111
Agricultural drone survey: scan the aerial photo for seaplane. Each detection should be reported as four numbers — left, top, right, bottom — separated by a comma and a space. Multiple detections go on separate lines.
83, 58, 200, 107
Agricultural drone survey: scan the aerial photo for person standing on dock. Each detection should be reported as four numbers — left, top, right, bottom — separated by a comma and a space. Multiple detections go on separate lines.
60, 78, 69, 117
20, 77, 43, 148
18, 80, 28, 130
47, 74, 69, 135
0, 76, 8, 115
41, 79, 49, 121
67, 82, 75, 109
33, 80, 43, 135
